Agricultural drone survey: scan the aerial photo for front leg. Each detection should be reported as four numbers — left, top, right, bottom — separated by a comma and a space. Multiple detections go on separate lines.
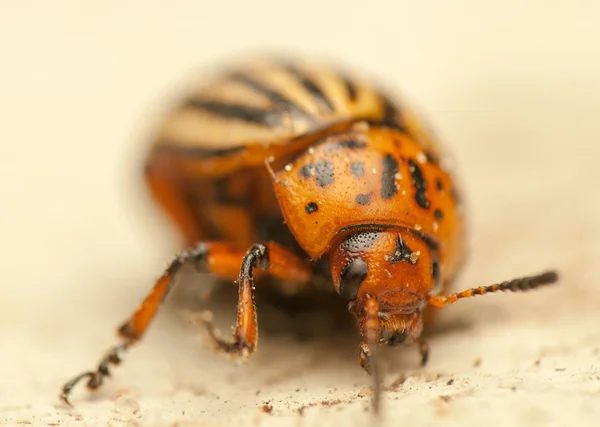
60, 241, 312, 405
204, 242, 313, 356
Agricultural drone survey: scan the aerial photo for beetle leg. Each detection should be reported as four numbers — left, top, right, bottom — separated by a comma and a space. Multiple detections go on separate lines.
60, 241, 311, 405
59, 242, 221, 405
203, 242, 313, 356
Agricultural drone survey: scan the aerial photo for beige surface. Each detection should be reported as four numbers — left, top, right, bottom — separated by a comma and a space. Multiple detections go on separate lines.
1, 1, 600, 426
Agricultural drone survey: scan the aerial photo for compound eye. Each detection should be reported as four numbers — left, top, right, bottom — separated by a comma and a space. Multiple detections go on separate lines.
339, 257, 368, 300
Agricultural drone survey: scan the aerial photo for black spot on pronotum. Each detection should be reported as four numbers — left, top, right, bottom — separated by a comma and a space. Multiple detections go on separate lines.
351, 161, 365, 178
356, 194, 371, 205
299, 165, 312, 178
434, 209, 444, 220
408, 159, 430, 209
343, 77, 358, 101
305, 202, 318, 214
389, 236, 417, 264
298, 161, 335, 187
436, 179, 444, 191
381, 154, 399, 199
339, 257, 368, 300
314, 161, 335, 187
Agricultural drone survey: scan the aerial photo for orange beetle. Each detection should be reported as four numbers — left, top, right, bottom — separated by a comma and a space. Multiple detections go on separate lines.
60, 55, 558, 411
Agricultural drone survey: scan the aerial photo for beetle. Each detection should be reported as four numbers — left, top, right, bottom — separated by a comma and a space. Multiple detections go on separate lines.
60, 55, 558, 411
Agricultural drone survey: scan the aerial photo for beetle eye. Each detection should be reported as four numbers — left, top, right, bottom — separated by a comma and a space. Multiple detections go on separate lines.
339, 257, 368, 300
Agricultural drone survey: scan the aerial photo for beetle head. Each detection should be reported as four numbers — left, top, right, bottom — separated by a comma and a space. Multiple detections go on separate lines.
328, 227, 440, 354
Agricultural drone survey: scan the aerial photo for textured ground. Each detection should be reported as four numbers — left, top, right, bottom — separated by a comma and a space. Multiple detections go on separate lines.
1, 1, 600, 426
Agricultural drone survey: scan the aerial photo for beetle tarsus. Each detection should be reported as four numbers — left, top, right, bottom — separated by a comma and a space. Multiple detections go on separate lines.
202, 318, 254, 356
59, 342, 129, 406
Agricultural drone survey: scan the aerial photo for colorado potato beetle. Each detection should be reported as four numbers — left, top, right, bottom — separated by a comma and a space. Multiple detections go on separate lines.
60, 55, 558, 411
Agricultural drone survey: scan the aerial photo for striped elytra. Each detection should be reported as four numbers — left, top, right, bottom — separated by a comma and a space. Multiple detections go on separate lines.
146, 55, 464, 268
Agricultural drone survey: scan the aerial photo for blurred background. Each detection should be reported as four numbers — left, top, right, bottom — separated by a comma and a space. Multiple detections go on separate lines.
1, 1, 599, 426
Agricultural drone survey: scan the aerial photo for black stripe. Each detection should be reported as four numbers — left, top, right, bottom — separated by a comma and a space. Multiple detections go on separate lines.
381, 154, 399, 199
185, 99, 283, 127
229, 72, 316, 122
154, 142, 245, 158
380, 95, 406, 131
343, 77, 358, 101
363, 119, 408, 135
284, 65, 335, 112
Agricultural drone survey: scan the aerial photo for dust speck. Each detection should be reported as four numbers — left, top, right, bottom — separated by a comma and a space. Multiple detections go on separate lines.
357, 386, 371, 397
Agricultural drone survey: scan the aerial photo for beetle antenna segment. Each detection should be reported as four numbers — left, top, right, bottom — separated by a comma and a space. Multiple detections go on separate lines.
428, 270, 559, 307
362, 297, 383, 415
